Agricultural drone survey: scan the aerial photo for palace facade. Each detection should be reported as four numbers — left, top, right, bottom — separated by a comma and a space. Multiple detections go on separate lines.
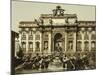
18, 6, 96, 55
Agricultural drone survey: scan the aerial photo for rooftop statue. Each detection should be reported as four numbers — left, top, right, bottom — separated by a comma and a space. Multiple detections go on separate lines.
52, 6, 65, 16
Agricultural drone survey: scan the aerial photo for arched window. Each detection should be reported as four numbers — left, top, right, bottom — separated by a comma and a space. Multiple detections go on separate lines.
77, 41, 82, 51
84, 41, 89, 51
35, 32, 40, 40
21, 31, 26, 40
91, 33, 96, 40
77, 32, 82, 40
29, 30, 33, 40
84, 31, 89, 40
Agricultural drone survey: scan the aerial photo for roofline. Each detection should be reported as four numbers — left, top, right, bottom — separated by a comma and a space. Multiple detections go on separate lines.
19, 21, 36, 24
78, 21, 96, 23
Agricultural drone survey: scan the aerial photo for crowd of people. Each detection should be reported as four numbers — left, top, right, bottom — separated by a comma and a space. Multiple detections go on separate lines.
15, 52, 96, 72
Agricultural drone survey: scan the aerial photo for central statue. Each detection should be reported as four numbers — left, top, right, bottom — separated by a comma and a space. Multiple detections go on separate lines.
54, 43, 63, 57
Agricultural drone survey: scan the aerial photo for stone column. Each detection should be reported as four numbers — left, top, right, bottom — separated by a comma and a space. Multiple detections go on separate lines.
89, 32, 91, 52
40, 32, 42, 53
51, 32, 54, 54
15, 38, 19, 57
65, 32, 67, 52
33, 32, 35, 53
26, 32, 29, 53
19, 32, 22, 47
48, 32, 51, 54
73, 32, 76, 52
82, 32, 84, 52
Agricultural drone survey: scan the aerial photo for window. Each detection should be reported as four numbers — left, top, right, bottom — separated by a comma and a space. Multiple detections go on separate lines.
84, 32, 89, 40
35, 34, 40, 40
91, 41, 96, 51
84, 42, 89, 51
77, 32, 82, 40
35, 35, 40, 40
29, 30, 33, 35
44, 34, 48, 40
29, 35, 33, 40
77, 41, 82, 51
21, 31, 26, 40
22, 28, 25, 31
21, 42, 26, 52
28, 30, 33, 40
35, 42, 40, 52
35, 32, 40, 40
29, 42, 33, 51
91, 34, 96, 40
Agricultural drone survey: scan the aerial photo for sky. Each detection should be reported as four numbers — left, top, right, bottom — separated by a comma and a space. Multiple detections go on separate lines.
12, 1, 96, 32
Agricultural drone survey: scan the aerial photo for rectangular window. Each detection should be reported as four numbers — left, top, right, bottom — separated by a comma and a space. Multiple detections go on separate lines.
84, 42, 89, 51
91, 34, 96, 40
21, 35, 26, 40
29, 35, 33, 40
35, 35, 40, 40
35, 42, 40, 52
21, 31, 26, 40
29, 42, 33, 51
91, 42, 96, 51
44, 34, 48, 40
77, 42, 82, 51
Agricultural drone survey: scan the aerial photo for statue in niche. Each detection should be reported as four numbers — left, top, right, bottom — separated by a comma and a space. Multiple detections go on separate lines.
55, 43, 62, 52
68, 41, 73, 50
54, 43, 63, 56
43, 41, 48, 53
44, 41, 48, 50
